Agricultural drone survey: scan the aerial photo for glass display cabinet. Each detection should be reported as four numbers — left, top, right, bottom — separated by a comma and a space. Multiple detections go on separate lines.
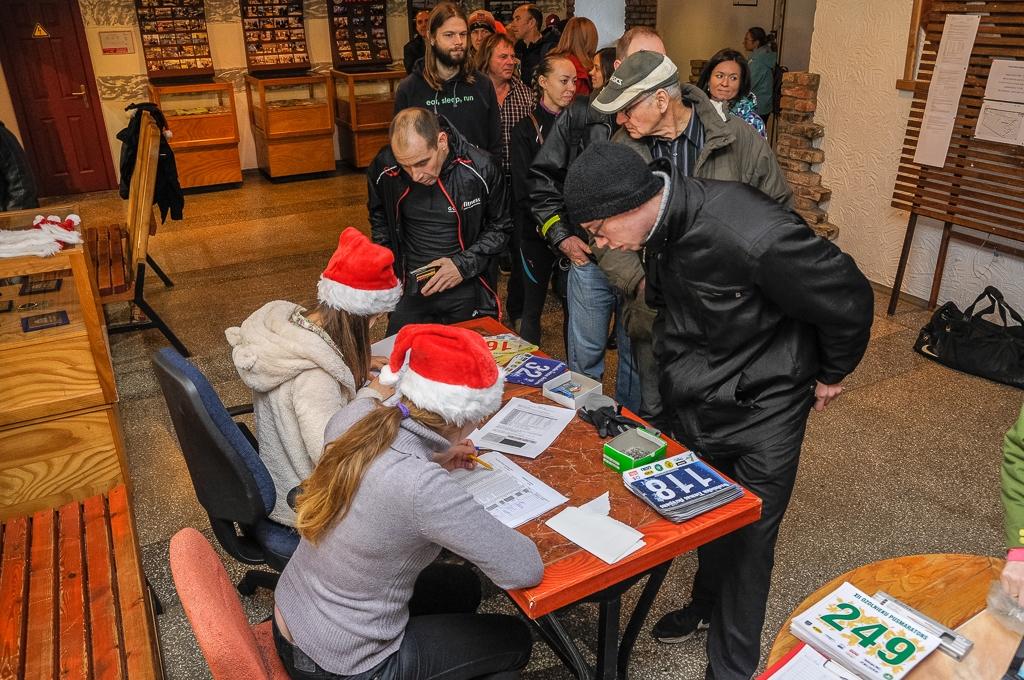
149, 81, 242, 188
245, 73, 336, 178
331, 67, 404, 168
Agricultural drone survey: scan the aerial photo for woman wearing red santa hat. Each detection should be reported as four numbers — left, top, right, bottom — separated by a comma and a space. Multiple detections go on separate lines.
225, 227, 401, 527
272, 324, 543, 680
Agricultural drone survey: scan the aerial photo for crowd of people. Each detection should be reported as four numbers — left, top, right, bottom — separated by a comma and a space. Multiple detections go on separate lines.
230, 4, 877, 680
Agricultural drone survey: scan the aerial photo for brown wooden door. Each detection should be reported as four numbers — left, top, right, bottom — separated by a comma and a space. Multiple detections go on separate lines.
0, 0, 117, 196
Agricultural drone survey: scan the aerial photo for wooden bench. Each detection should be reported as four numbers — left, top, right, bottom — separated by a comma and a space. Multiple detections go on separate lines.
0, 484, 163, 679
81, 109, 190, 357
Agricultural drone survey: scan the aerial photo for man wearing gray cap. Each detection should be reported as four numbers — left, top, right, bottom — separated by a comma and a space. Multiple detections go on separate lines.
563, 141, 873, 680
591, 52, 789, 438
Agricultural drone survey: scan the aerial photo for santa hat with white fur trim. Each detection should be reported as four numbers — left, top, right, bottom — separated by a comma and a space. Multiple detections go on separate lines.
379, 324, 504, 426
317, 227, 401, 316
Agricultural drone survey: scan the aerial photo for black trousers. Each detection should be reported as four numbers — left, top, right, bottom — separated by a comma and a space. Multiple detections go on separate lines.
274, 562, 533, 680
517, 237, 566, 348
386, 280, 480, 335
679, 408, 810, 680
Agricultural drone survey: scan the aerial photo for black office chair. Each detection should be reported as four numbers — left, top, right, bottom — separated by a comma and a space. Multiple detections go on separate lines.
152, 348, 299, 594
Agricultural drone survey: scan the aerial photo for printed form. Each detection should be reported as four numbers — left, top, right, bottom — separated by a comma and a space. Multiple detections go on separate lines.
469, 397, 576, 459
450, 450, 567, 527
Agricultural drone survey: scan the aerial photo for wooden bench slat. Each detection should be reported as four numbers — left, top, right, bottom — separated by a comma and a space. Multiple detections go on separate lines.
25, 509, 57, 680
0, 517, 29, 680
110, 227, 129, 295
108, 486, 159, 678
58, 501, 88, 680
95, 227, 113, 297
84, 495, 124, 680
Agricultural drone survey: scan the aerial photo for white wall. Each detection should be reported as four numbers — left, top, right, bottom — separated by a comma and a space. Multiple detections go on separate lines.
657, 0, 774, 75
574, 0, 625, 49
809, 0, 1024, 310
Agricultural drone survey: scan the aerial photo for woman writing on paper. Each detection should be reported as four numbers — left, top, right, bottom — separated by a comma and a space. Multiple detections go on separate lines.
272, 324, 544, 679
225, 227, 399, 527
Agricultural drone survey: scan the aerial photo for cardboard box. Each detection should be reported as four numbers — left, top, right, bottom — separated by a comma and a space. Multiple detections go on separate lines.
542, 371, 601, 409
603, 427, 667, 472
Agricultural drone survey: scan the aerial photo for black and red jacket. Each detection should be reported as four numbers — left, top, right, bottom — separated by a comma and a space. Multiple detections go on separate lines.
367, 118, 512, 318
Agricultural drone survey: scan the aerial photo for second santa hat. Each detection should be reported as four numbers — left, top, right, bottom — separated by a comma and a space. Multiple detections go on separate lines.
317, 227, 401, 316
379, 324, 504, 426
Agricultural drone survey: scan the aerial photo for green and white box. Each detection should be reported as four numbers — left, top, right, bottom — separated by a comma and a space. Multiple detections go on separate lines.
603, 428, 667, 472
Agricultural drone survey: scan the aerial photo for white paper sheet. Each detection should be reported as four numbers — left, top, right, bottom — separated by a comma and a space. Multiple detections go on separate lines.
468, 397, 576, 459
545, 492, 645, 564
984, 59, 1024, 104
975, 100, 1024, 145
370, 333, 397, 358
914, 14, 980, 167
449, 450, 567, 527
761, 644, 853, 680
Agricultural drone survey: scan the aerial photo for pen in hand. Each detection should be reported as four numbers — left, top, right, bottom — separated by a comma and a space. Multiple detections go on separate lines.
469, 448, 494, 471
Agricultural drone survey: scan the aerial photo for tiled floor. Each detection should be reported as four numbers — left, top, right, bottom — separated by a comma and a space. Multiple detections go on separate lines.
59, 171, 1022, 679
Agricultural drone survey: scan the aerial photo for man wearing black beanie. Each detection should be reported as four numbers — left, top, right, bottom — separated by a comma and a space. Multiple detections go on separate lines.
565, 141, 874, 680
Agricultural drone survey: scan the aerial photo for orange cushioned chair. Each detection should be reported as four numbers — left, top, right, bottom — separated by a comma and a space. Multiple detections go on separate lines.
169, 527, 290, 680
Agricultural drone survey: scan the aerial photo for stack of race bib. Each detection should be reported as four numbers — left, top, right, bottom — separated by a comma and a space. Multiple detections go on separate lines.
621, 452, 742, 523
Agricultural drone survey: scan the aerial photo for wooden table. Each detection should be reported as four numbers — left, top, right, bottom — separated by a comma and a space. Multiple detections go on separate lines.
766, 554, 1006, 672
456, 318, 763, 679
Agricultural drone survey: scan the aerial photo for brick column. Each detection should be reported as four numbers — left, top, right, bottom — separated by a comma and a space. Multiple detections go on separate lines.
689, 60, 707, 85
774, 72, 837, 240
624, 0, 656, 28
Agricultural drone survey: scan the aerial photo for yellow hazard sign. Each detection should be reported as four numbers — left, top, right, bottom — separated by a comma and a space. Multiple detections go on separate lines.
32, 23, 49, 38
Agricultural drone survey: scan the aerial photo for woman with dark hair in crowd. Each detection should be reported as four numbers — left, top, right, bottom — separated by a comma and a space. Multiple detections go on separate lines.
743, 26, 778, 123
508, 54, 577, 346
549, 16, 598, 96
588, 46, 616, 92
697, 48, 766, 138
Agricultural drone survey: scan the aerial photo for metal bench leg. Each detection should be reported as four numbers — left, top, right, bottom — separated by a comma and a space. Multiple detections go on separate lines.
147, 577, 164, 616
133, 295, 191, 357
146, 254, 175, 288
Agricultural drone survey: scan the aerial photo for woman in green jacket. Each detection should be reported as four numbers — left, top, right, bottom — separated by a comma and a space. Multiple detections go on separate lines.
1000, 404, 1024, 604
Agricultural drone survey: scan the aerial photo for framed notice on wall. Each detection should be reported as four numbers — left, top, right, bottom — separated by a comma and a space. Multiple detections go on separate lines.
485, 1, 516, 24
330, 0, 392, 69
135, 0, 214, 81
241, 0, 310, 74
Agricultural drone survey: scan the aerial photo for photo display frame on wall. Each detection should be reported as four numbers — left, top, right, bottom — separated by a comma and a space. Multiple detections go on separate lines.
241, 0, 311, 74
331, 0, 392, 69
485, 0, 516, 24
135, 0, 215, 80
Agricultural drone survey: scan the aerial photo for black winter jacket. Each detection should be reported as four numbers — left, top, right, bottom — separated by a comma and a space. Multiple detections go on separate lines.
394, 60, 501, 157
117, 103, 184, 222
527, 94, 615, 248
0, 122, 39, 211
367, 119, 512, 319
644, 160, 873, 458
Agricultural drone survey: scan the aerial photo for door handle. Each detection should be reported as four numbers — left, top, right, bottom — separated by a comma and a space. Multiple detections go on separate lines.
71, 85, 90, 109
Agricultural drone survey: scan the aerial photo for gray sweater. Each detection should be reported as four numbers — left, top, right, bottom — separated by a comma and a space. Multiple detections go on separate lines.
274, 398, 545, 675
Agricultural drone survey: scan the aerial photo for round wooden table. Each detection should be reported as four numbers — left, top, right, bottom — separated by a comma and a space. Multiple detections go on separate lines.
767, 553, 1005, 668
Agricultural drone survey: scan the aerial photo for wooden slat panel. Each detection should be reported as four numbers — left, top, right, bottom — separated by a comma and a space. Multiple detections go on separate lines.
84, 495, 124, 680
24, 509, 57, 680
108, 486, 159, 678
109, 226, 128, 295
95, 227, 112, 297
57, 501, 88, 680
0, 518, 28, 680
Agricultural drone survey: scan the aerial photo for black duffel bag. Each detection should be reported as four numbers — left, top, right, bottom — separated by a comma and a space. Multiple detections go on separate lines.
914, 286, 1024, 389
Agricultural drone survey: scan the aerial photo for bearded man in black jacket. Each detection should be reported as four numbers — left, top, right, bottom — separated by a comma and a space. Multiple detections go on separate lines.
565, 142, 874, 680
368, 108, 511, 334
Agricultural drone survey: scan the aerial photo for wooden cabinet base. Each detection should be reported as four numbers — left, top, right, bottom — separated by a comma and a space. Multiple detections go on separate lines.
253, 128, 336, 178
338, 125, 388, 168
0, 407, 125, 520
175, 145, 243, 188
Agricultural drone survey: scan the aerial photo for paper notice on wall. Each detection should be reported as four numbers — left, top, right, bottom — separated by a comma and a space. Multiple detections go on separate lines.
914, 14, 980, 167
975, 100, 1024, 145
984, 59, 1024, 104
974, 59, 1024, 147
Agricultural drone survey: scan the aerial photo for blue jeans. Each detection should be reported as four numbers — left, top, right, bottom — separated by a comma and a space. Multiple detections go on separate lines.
567, 261, 640, 411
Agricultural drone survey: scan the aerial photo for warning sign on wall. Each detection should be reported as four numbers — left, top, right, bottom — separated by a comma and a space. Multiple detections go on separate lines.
32, 23, 49, 38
